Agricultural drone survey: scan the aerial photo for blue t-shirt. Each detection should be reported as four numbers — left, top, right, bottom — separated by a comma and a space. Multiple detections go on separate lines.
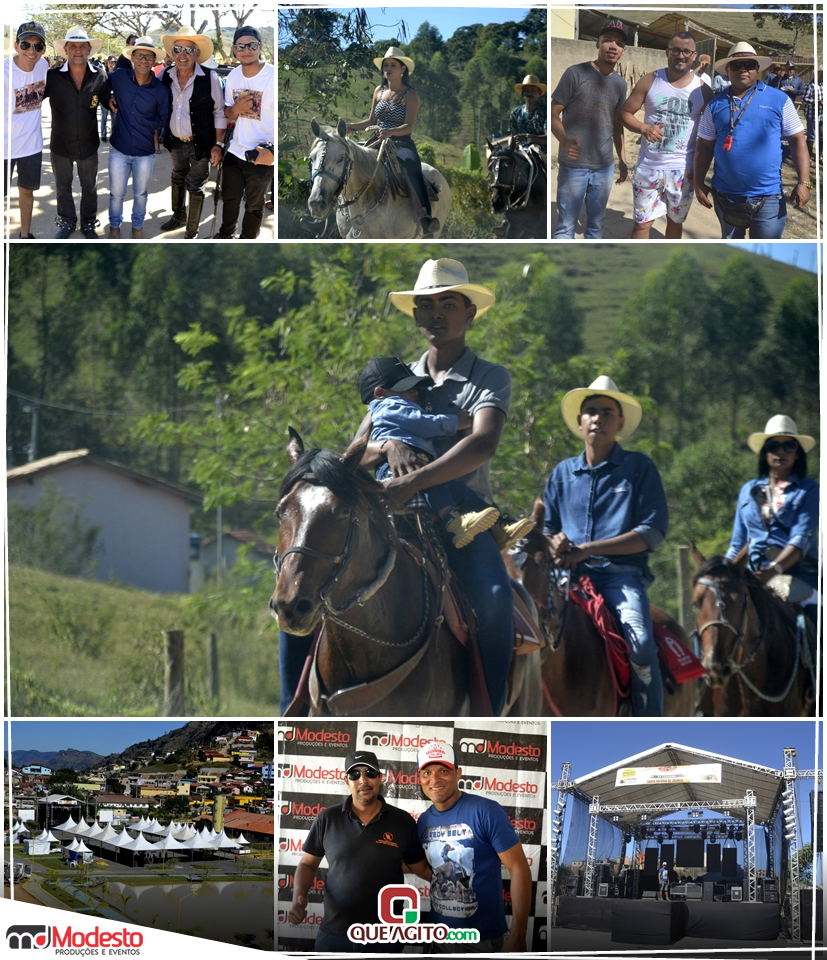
542, 443, 668, 579
417, 792, 519, 939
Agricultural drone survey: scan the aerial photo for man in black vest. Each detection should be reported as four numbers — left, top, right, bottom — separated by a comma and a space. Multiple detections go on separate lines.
158, 26, 226, 238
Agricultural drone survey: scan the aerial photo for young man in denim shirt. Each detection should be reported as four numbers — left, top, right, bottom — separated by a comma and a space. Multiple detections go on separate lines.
542, 376, 668, 716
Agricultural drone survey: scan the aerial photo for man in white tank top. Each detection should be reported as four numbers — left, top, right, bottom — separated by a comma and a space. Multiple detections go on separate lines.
619, 31, 712, 239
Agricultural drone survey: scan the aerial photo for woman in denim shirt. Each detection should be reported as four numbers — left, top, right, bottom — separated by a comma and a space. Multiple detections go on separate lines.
726, 415, 818, 621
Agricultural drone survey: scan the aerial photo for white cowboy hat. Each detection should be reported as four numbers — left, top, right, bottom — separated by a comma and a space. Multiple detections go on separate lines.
373, 46, 415, 76
747, 415, 815, 454
123, 36, 162, 60
515, 74, 547, 96
561, 376, 643, 441
715, 42, 772, 76
161, 25, 214, 63
54, 26, 102, 57
389, 259, 495, 318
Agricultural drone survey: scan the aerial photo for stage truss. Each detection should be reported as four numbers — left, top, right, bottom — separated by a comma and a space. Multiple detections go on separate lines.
551, 748, 822, 941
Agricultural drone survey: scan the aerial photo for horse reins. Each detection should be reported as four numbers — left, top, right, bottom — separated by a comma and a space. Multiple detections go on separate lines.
310, 135, 390, 230
490, 149, 536, 211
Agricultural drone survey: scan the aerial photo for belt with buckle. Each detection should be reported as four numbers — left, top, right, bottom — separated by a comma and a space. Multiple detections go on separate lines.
173, 135, 194, 142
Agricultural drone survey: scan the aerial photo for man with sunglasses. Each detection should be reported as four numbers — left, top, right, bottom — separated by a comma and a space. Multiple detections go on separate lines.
694, 42, 810, 239
158, 26, 227, 238
620, 32, 712, 240
287, 750, 430, 952
4, 22, 49, 238
215, 27, 274, 239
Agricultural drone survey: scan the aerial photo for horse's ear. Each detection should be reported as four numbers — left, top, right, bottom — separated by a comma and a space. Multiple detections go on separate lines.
340, 433, 368, 473
286, 427, 304, 465
733, 549, 749, 573
532, 497, 545, 526
508, 135, 516, 149
690, 541, 706, 571
337, 117, 348, 138
485, 137, 494, 151
311, 117, 322, 139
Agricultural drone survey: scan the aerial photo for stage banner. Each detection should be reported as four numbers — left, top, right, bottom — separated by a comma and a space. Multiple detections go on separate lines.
277, 720, 548, 952
615, 763, 722, 786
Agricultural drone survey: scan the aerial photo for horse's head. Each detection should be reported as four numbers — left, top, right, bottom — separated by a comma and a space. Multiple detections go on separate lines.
486, 138, 519, 213
307, 117, 351, 219
691, 545, 751, 687
271, 428, 397, 635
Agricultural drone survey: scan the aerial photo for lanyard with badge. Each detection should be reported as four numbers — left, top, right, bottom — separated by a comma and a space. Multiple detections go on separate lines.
724, 82, 759, 150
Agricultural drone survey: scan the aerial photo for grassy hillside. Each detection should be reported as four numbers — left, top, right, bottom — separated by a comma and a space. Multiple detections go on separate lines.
8, 566, 280, 717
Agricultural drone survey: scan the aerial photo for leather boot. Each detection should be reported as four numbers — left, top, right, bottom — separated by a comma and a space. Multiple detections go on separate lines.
160, 182, 187, 231
131, 227, 144, 239
419, 216, 441, 238
108, 225, 121, 239
185, 192, 204, 239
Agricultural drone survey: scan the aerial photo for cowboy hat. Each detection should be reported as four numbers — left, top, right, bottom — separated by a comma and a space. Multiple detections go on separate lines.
515, 74, 547, 96
561, 376, 643, 441
54, 26, 102, 57
161, 25, 214, 63
715, 42, 772, 75
373, 46, 415, 76
389, 259, 495, 318
747, 415, 815, 454
122, 36, 162, 60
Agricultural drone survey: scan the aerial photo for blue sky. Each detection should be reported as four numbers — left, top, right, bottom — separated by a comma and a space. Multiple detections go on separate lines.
732, 242, 819, 274
6, 720, 189, 756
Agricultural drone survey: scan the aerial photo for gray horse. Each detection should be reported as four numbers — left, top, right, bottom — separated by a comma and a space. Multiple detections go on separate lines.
307, 118, 451, 239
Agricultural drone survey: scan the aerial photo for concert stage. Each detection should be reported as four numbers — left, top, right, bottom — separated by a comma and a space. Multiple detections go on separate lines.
557, 897, 780, 943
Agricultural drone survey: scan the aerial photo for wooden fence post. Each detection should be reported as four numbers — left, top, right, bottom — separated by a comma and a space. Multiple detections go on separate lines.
676, 546, 693, 634
164, 630, 185, 716
208, 631, 219, 700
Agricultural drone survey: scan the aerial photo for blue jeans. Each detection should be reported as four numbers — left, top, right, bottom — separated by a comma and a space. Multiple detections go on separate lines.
108, 147, 156, 228
713, 191, 786, 240
588, 568, 663, 717
278, 528, 513, 716
554, 163, 614, 238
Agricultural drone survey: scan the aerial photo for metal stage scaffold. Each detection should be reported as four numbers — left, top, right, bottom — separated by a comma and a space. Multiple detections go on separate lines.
550, 742, 822, 942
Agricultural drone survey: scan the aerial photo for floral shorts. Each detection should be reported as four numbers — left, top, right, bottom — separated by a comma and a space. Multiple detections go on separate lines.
632, 167, 694, 224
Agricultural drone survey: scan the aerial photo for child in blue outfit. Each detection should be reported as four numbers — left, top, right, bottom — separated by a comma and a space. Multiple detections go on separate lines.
361, 357, 532, 549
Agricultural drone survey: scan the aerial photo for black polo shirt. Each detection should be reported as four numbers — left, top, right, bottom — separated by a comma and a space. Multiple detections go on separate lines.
303, 796, 425, 937
45, 63, 112, 160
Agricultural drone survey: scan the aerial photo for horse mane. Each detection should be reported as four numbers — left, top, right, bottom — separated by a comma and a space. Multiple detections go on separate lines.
694, 555, 741, 582
280, 448, 384, 508
695, 554, 796, 625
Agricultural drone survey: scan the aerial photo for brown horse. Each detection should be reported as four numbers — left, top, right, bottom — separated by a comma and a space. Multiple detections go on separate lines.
271, 429, 542, 717
690, 546, 817, 716
506, 500, 698, 717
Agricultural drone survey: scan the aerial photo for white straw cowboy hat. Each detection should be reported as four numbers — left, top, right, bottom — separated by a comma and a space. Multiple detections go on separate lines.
123, 36, 162, 59
715, 42, 772, 76
389, 259, 496, 318
54, 26, 102, 57
747, 415, 815, 454
561, 376, 643, 441
373, 46, 415, 76
161, 25, 214, 63
515, 74, 547, 96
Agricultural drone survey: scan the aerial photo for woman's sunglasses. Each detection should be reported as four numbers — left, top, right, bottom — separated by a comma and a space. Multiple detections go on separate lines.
19, 40, 46, 52
765, 439, 799, 454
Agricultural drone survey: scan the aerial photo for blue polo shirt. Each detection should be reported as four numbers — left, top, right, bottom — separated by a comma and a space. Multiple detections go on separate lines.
698, 80, 804, 196
542, 443, 668, 579
108, 68, 171, 157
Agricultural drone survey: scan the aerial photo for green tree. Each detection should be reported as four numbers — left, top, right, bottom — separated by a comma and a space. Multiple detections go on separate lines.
444, 24, 482, 67
408, 22, 444, 63
752, 6, 819, 57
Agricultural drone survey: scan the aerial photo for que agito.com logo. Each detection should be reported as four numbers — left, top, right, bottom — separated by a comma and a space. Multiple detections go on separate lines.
347, 885, 479, 945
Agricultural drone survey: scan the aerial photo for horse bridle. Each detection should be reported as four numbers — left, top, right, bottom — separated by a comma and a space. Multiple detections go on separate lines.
693, 575, 761, 677
274, 474, 397, 618
489, 148, 535, 211
310, 136, 382, 213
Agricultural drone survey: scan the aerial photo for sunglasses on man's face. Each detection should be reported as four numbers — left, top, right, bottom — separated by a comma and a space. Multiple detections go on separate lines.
19, 40, 45, 52
346, 767, 380, 780
731, 61, 758, 72
172, 44, 197, 55
234, 41, 261, 51
766, 439, 798, 454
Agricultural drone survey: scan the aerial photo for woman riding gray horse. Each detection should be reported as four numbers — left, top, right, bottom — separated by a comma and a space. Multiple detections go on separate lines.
345, 46, 439, 237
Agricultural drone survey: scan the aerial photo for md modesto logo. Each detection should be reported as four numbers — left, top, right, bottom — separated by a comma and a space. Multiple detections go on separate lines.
7, 924, 143, 953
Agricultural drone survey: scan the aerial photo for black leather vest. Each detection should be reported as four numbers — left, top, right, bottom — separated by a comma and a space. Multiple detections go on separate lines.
161, 66, 216, 159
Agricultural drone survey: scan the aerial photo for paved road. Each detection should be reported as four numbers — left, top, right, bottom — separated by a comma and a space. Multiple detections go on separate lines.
5, 99, 274, 242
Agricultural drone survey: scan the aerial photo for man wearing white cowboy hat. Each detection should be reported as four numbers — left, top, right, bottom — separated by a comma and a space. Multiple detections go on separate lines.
542, 376, 669, 716
726, 415, 818, 622
106, 37, 171, 238
44, 26, 112, 238
157, 25, 226, 238
694, 41, 811, 239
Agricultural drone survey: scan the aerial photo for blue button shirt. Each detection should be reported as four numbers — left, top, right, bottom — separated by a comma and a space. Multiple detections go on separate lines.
542, 444, 668, 577
109, 68, 171, 157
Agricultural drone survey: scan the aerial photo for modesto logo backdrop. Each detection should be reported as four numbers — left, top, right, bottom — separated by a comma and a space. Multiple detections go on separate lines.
276, 720, 548, 952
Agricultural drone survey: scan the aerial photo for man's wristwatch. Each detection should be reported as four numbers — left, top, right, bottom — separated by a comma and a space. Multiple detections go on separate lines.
797, 180, 812, 188
215, 141, 225, 149
771, 561, 784, 575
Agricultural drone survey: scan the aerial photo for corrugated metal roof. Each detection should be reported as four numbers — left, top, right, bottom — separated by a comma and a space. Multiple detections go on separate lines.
7, 448, 202, 504
571, 742, 785, 824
